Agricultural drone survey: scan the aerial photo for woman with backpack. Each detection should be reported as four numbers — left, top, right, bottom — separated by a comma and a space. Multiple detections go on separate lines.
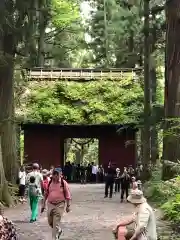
41, 168, 71, 240
26, 163, 43, 222
28, 175, 41, 223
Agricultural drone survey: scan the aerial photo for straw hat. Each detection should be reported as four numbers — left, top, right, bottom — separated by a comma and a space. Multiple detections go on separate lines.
42, 169, 48, 175
127, 189, 146, 204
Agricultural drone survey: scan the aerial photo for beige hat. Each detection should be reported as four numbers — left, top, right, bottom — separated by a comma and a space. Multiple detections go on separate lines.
127, 189, 146, 204
42, 169, 48, 175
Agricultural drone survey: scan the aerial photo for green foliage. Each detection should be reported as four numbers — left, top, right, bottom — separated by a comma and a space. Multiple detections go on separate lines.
67, 139, 99, 164
20, 78, 143, 124
161, 194, 180, 224
87, 0, 142, 67
47, 0, 85, 67
145, 166, 180, 225
51, 0, 80, 28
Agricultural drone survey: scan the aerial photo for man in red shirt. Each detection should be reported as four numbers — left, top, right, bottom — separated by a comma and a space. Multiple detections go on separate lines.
41, 168, 71, 240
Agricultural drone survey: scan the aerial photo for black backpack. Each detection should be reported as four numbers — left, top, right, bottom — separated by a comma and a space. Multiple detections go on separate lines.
47, 177, 66, 199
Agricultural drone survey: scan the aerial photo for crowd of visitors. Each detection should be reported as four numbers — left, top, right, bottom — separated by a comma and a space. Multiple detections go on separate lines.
0, 161, 156, 240
17, 163, 71, 240
62, 161, 104, 183
104, 163, 143, 200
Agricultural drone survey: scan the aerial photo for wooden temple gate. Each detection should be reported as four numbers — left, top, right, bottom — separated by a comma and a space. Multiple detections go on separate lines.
22, 123, 137, 170
23, 67, 139, 170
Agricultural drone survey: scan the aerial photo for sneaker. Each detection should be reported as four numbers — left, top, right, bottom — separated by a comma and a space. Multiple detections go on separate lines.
56, 229, 62, 240
30, 219, 36, 223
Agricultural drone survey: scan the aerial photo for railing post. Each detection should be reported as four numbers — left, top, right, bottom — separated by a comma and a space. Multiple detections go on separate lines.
110, 70, 112, 80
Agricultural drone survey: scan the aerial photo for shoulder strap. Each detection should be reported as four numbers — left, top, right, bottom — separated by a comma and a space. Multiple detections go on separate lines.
46, 178, 66, 199
46, 179, 52, 196
61, 178, 66, 199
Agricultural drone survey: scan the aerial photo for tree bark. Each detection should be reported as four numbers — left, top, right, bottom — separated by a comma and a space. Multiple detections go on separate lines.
0, 21, 17, 183
16, 124, 21, 166
150, 20, 159, 164
142, 0, 151, 166
163, 0, 180, 164
0, 137, 13, 206
37, 0, 47, 67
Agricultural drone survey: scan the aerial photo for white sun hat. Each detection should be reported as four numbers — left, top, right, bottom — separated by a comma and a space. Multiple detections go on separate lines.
127, 189, 146, 204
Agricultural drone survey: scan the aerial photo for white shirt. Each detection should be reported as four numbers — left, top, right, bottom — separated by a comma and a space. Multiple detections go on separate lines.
26, 171, 43, 189
19, 171, 26, 185
92, 165, 97, 174
135, 202, 157, 240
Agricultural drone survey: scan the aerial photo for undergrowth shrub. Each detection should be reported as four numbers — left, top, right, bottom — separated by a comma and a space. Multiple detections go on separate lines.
161, 194, 180, 224
144, 164, 180, 226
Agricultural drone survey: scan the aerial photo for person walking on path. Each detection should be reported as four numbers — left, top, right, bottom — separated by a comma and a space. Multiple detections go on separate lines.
18, 165, 26, 203
113, 189, 157, 240
26, 163, 43, 190
28, 176, 41, 222
41, 168, 71, 240
91, 162, 98, 183
131, 176, 138, 190
104, 163, 116, 198
26, 163, 43, 221
120, 170, 131, 202
115, 168, 121, 193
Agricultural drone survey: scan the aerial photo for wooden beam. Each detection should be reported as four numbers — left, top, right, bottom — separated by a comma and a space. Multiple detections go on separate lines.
27, 68, 142, 81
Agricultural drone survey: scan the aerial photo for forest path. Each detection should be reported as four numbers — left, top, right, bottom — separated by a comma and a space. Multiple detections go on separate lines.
5, 184, 172, 240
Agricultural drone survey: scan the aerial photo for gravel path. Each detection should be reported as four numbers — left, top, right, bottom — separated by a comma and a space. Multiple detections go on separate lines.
6, 184, 134, 240
5, 184, 176, 240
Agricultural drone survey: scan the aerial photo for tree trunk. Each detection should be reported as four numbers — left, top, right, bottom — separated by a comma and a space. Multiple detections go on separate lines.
150, 65, 158, 164
0, 137, 13, 206
140, 129, 144, 163
64, 139, 71, 163
75, 149, 81, 164
163, 0, 180, 164
26, 0, 39, 67
16, 124, 21, 166
0, 28, 17, 183
150, 21, 159, 164
37, 0, 46, 67
142, 0, 151, 166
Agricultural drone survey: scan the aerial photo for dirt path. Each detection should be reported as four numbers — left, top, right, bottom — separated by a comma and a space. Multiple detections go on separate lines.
5, 184, 134, 239
5, 184, 175, 240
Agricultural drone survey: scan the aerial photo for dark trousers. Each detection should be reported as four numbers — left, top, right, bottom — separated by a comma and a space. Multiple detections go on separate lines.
105, 181, 113, 197
121, 187, 129, 200
115, 179, 120, 192
91, 174, 96, 183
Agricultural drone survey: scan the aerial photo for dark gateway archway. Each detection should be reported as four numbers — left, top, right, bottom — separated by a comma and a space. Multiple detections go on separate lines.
21, 123, 137, 170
